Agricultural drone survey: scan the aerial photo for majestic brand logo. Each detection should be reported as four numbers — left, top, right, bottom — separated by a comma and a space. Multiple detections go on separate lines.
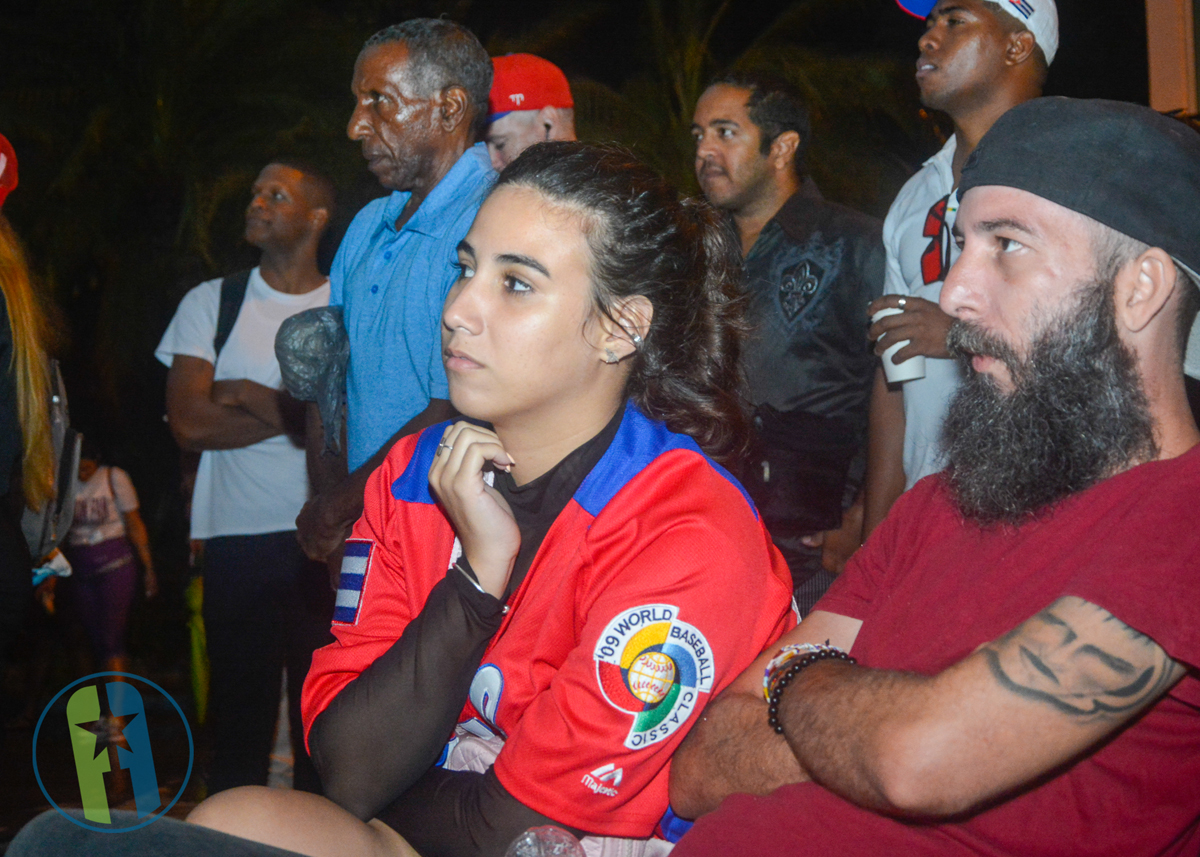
582, 763, 623, 797
509, 93, 526, 106
594, 604, 714, 749
591, 763, 624, 785
34, 672, 193, 833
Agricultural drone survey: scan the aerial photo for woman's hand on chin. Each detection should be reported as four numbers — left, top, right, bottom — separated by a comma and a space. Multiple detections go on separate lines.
428, 421, 520, 598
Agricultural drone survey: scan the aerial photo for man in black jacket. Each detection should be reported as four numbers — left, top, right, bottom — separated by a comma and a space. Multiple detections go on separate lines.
692, 73, 885, 612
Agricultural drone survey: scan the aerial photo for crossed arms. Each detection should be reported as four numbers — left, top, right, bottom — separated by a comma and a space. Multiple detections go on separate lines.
669, 597, 1183, 820
166, 355, 305, 451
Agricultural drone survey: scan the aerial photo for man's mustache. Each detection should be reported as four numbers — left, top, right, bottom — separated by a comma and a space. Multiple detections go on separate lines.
947, 320, 1021, 371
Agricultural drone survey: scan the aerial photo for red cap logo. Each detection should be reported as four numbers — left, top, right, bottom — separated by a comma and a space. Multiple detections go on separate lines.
488, 54, 573, 119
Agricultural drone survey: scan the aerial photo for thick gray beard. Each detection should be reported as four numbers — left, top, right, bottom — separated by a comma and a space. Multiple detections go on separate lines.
942, 279, 1158, 525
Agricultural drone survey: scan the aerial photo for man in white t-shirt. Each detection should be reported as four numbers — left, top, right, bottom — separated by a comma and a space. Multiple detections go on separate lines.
156, 159, 336, 795
860, 0, 1055, 539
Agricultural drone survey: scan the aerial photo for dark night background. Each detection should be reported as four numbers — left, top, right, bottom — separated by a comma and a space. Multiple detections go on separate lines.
0, 0, 1148, 796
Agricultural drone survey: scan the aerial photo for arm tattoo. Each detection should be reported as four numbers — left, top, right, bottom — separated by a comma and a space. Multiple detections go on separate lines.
983, 597, 1182, 721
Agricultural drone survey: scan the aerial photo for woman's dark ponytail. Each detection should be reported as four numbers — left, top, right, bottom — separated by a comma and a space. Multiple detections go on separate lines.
635, 197, 749, 461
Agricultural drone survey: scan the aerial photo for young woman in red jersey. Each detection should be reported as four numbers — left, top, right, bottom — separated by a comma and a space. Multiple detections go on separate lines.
12, 143, 794, 857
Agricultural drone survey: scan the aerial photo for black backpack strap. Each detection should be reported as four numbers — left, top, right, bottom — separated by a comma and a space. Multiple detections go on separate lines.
213, 269, 252, 358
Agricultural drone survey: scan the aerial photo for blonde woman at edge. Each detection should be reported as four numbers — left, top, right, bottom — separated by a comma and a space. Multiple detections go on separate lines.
0, 133, 54, 666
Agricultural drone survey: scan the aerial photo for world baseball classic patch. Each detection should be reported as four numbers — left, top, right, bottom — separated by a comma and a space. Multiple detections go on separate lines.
594, 604, 715, 749
333, 540, 373, 624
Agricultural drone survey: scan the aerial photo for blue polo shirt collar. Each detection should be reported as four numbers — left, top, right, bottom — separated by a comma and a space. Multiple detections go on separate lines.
381, 142, 493, 238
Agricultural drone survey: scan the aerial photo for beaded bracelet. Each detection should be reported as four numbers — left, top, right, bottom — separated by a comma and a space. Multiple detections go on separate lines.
762, 643, 834, 701
764, 644, 850, 703
765, 647, 856, 734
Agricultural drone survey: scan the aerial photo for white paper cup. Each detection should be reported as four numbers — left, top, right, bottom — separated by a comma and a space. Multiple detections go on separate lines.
872, 307, 927, 383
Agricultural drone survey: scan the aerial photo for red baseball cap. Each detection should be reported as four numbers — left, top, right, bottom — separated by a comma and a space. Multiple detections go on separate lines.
0, 134, 17, 210
488, 54, 573, 120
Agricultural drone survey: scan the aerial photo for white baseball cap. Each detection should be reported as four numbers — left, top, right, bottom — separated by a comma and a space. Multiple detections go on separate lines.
896, 0, 1059, 65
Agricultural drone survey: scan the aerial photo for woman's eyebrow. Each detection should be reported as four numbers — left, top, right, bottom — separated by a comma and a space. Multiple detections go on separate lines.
456, 239, 475, 257
496, 252, 550, 278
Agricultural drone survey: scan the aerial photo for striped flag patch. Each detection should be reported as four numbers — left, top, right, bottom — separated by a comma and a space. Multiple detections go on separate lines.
1007, 0, 1034, 19
334, 540, 373, 624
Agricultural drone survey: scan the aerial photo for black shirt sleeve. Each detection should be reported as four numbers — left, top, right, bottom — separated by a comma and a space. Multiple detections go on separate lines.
308, 565, 505, 820
379, 766, 587, 857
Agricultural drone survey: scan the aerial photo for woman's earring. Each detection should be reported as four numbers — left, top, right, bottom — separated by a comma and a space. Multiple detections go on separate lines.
604, 348, 619, 364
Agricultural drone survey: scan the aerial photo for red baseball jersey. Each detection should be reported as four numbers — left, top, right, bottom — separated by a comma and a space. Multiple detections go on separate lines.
303, 405, 795, 837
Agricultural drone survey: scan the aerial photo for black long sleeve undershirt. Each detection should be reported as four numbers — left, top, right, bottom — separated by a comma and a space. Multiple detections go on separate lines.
317, 565, 583, 856
310, 407, 623, 853
307, 568, 505, 821
380, 767, 587, 857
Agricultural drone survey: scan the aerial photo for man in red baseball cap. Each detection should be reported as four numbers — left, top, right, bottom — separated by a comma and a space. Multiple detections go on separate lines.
485, 53, 576, 171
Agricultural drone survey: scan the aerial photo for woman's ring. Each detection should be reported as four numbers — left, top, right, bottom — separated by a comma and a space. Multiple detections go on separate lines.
897, 297, 907, 309
437, 442, 453, 455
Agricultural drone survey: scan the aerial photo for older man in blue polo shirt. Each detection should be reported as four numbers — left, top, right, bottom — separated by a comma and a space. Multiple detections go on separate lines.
297, 19, 496, 561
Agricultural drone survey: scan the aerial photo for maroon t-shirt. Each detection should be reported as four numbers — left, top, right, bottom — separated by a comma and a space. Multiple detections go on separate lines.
678, 447, 1200, 856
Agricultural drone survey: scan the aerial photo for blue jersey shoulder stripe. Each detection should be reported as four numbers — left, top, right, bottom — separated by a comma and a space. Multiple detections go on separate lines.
390, 421, 455, 504
573, 402, 756, 518
391, 409, 756, 517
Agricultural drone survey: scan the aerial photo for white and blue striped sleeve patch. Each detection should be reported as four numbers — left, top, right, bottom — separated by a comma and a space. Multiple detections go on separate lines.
334, 540, 373, 624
